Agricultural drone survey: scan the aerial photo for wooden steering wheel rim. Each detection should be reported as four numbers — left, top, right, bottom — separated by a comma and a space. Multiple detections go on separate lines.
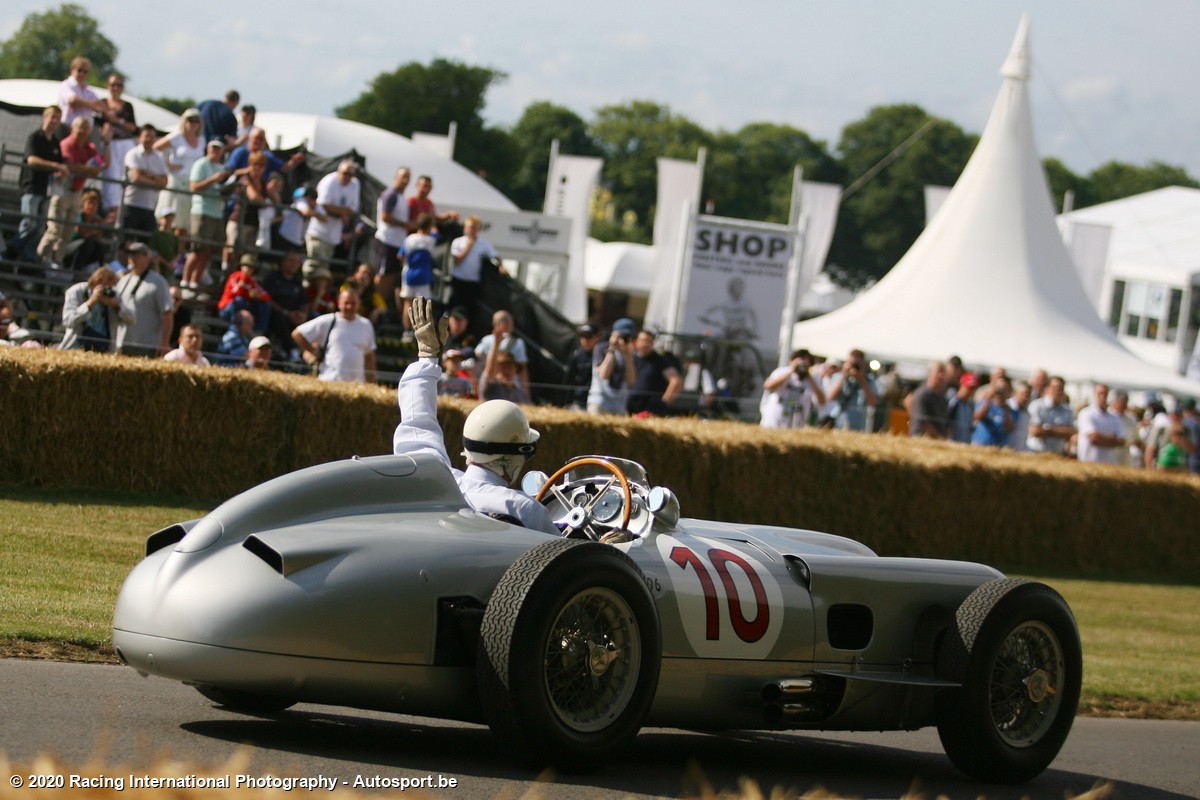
535, 457, 633, 529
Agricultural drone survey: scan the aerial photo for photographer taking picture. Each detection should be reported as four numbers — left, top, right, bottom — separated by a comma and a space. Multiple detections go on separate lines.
826, 348, 879, 432
59, 267, 135, 352
587, 318, 637, 416
760, 348, 826, 429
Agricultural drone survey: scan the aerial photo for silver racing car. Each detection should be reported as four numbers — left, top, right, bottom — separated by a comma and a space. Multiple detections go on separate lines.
112, 453, 1081, 783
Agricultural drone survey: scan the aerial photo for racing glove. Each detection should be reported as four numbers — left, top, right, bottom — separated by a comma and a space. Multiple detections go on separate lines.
409, 297, 449, 359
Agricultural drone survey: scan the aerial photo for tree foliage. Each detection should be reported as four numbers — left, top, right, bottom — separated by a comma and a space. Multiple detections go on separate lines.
336, 58, 514, 188
506, 101, 598, 211
0, 4, 118, 81
706, 122, 842, 224
589, 100, 711, 240
1085, 160, 1200, 206
827, 104, 977, 287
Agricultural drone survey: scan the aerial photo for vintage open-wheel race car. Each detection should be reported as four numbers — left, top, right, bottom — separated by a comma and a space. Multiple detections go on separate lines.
113, 453, 1080, 783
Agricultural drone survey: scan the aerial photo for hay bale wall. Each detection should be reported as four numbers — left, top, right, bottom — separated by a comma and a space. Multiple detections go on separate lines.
3, 348, 1197, 582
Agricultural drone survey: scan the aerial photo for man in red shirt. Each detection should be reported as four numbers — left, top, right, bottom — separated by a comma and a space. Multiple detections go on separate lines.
406, 175, 459, 227
38, 116, 108, 265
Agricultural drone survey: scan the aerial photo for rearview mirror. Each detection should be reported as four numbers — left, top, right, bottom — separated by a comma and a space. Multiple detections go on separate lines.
521, 470, 550, 497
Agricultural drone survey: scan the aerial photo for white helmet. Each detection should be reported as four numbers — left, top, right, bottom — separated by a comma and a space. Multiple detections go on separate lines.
462, 400, 539, 482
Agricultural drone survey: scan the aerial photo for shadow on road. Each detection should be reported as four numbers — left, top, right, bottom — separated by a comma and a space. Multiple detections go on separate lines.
181, 707, 1173, 800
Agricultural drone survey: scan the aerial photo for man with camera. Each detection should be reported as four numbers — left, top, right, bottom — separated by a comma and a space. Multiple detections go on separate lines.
587, 318, 638, 415
760, 348, 826, 428
826, 348, 878, 431
59, 267, 135, 352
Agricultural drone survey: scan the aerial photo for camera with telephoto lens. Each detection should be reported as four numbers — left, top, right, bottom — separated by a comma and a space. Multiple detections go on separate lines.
102, 287, 116, 298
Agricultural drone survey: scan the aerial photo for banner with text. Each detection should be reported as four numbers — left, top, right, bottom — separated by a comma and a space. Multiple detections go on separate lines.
680, 217, 797, 397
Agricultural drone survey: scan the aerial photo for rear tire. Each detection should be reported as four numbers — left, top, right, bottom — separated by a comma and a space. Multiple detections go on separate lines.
195, 685, 297, 713
477, 539, 661, 769
935, 578, 1081, 783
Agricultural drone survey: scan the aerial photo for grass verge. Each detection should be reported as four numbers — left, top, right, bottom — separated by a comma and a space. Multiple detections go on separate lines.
2, 486, 1197, 720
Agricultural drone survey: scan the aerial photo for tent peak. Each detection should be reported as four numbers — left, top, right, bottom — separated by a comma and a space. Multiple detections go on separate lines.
1000, 14, 1031, 81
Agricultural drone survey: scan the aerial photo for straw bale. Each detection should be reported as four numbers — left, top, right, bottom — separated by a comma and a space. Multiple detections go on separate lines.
3, 347, 1198, 581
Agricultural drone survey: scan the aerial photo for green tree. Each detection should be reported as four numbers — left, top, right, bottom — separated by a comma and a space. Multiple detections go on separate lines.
141, 95, 197, 116
589, 100, 711, 241
507, 101, 598, 211
336, 58, 513, 188
1085, 160, 1199, 206
706, 122, 842, 224
0, 4, 118, 81
1041, 157, 1092, 212
828, 104, 976, 287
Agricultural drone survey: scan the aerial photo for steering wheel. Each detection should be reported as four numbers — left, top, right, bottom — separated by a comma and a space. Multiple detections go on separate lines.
535, 457, 633, 540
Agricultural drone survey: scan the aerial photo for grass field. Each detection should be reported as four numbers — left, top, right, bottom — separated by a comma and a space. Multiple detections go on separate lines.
1, 485, 1197, 718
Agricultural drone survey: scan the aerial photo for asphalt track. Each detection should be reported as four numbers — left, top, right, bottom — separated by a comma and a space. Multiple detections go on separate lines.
1, 659, 1196, 800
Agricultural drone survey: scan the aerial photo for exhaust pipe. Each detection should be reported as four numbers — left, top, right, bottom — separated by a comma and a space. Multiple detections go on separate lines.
762, 677, 822, 724
761, 677, 814, 704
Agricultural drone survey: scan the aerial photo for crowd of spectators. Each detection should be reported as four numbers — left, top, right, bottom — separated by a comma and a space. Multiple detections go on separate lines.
3, 60, 507, 384
758, 346, 1200, 473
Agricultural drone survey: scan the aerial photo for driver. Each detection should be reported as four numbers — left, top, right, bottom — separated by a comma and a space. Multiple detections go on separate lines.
393, 297, 558, 534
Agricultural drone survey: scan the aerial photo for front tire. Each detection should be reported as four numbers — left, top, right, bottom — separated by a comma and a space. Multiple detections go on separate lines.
477, 539, 661, 769
935, 578, 1081, 783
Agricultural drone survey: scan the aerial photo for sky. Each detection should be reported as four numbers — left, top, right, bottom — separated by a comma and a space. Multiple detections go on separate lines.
4, 0, 1200, 181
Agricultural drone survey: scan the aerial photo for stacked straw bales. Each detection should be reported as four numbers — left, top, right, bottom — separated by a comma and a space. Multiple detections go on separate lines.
2, 348, 1197, 581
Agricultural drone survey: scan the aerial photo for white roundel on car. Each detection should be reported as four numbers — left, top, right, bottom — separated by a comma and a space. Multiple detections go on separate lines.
655, 534, 785, 659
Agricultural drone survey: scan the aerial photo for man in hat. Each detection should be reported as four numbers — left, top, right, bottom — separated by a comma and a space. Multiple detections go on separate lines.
260, 250, 309, 349
114, 242, 174, 357
244, 335, 273, 370
181, 139, 232, 299
443, 306, 476, 353
564, 323, 600, 410
217, 253, 271, 333
587, 318, 638, 415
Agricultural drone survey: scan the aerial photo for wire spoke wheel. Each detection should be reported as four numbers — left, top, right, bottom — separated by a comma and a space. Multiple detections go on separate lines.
935, 578, 1081, 783
988, 620, 1065, 746
544, 587, 641, 733
477, 539, 661, 769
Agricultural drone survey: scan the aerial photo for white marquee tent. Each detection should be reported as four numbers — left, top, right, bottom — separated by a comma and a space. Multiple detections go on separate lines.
253, 112, 516, 212
790, 17, 1200, 395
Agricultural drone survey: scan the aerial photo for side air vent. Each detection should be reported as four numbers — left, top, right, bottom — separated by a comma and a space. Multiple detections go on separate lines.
828, 604, 873, 650
243, 535, 284, 574
146, 524, 187, 557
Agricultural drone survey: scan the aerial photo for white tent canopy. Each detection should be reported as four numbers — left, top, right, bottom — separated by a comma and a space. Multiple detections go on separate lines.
0, 78, 181, 131
584, 239, 656, 295
790, 17, 1200, 395
254, 112, 516, 212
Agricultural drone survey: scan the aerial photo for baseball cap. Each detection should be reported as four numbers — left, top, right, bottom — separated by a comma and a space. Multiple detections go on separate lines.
126, 242, 150, 255
612, 318, 637, 336
449, 306, 470, 321
206, 139, 225, 150
577, 323, 598, 336
249, 336, 272, 350
961, 372, 980, 388
238, 253, 258, 268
